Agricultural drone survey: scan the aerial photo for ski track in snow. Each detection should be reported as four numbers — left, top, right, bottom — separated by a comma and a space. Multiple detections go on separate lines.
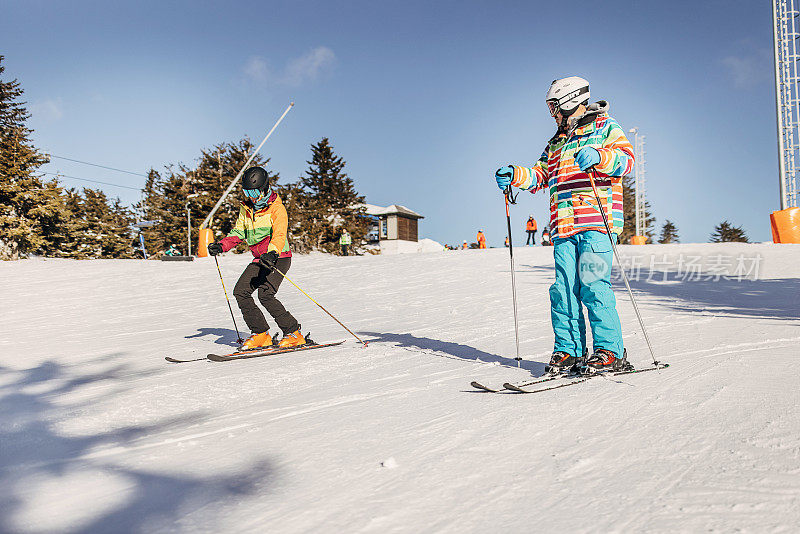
1, 243, 799, 533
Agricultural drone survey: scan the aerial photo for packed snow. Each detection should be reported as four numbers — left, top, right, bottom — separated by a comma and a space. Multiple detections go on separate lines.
1, 243, 799, 533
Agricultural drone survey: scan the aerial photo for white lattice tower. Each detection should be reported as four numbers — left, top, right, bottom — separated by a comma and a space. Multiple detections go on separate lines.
629, 128, 647, 236
773, 0, 800, 208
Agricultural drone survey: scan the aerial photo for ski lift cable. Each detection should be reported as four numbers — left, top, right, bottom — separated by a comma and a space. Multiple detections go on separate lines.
43, 171, 141, 190
46, 154, 148, 177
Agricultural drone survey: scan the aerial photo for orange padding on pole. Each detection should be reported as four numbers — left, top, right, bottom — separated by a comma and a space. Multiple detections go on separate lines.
197, 228, 214, 257
770, 207, 800, 243
631, 235, 648, 245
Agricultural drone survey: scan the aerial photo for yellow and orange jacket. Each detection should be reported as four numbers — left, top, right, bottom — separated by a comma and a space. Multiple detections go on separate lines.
526, 218, 537, 232
476, 231, 486, 243
508, 101, 634, 239
219, 191, 292, 261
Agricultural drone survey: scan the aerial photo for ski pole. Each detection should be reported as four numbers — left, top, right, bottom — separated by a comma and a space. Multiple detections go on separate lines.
214, 256, 244, 344
587, 168, 658, 366
504, 186, 522, 367
199, 102, 294, 231
271, 266, 369, 347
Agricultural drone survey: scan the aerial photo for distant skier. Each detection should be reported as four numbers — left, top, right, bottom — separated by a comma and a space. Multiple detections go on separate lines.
494, 76, 634, 373
541, 229, 552, 246
207, 166, 306, 350
526, 216, 537, 246
339, 229, 351, 256
476, 230, 486, 249
164, 244, 180, 256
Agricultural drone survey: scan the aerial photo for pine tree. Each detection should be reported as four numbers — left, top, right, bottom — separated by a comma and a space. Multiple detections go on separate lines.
135, 139, 271, 256
288, 138, 367, 254
0, 55, 69, 259
710, 221, 749, 243
658, 219, 679, 244
619, 174, 655, 244
55, 188, 135, 259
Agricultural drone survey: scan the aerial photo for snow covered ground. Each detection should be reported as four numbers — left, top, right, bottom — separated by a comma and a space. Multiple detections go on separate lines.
1, 243, 799, 533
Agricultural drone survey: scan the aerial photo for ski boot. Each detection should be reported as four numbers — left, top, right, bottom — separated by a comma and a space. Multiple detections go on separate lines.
581, 348, 632, 375
544, 348, 587, 375
240, 331, 274, 351
278, 329, 306, 348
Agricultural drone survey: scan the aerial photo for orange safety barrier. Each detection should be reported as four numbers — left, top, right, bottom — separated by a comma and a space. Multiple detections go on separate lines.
197, 228, 214, 257
630, 235, 647, 245
770, 207, 800, 243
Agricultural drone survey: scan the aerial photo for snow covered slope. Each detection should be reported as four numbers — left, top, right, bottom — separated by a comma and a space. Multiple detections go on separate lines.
1, 243, 799, 533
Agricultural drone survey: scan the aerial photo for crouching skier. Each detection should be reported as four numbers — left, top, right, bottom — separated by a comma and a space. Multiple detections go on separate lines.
207, 166, 306, 350
494, 76, 634, 375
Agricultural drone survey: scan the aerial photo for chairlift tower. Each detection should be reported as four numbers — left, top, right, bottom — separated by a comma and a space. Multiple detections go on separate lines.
772, 0, 800, 209
629, 128, 647, 237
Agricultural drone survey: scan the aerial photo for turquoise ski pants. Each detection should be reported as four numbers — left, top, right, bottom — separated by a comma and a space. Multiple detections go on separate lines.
550, 230, 623, 358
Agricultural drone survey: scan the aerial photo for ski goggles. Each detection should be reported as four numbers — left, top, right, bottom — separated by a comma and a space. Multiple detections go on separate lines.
243, 188, 262, 199
546, 99, 560, 117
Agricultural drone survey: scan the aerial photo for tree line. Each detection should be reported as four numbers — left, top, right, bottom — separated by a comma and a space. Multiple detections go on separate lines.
0, 55, 367, 260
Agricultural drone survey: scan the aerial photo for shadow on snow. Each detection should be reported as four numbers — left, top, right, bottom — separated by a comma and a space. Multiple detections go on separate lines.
0, 354, 274, 533
185, 327, 243, 347
359, 331, 547, 375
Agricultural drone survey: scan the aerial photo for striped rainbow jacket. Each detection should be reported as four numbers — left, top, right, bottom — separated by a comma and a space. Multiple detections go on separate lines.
508, 101, 634, 239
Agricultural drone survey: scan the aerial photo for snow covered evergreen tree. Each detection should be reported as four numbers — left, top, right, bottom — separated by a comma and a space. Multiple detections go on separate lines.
286, 138, 367, 254
0, 55, 69, 259
710, 221, 749, 243
658, 219, 679, 244
136, 139, 270, 256
56, 188, 135, 259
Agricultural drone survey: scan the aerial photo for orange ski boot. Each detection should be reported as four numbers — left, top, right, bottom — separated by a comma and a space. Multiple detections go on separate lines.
278, 330, 306, 348
240, 331, 272, 351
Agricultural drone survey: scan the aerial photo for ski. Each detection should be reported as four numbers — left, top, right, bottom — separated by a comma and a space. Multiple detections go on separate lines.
504, 363, 670, 393
165, 356, 208, 363
165, 342, 281, 363
504, 376, 592, 393
470, 381, 501, 393
207, 340, 346, 362
471, 374, 564, 393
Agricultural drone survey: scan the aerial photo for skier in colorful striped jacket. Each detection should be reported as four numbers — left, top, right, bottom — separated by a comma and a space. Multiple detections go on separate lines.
495, 76, 634, 374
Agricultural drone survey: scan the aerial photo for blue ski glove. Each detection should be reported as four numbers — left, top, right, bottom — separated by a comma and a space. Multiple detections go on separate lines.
574, 147, 601, 171
495, 166, 514, 190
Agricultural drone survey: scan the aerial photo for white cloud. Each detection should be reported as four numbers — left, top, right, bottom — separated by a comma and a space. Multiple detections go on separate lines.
244, 56, 270, 83
243, 47, 335, 87
283, 46, 336, 86
722, 48, 771, 89
30, 98, 64, 121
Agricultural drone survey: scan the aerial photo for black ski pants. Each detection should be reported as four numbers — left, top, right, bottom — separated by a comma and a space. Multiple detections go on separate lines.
233, 258, 299, 336
526, 231, 536, 245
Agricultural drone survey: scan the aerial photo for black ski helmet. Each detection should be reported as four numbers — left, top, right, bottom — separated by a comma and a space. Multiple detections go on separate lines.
242, 166, 269, 192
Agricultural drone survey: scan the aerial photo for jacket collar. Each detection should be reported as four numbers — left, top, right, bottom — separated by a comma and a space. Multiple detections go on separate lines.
243, 190, 278, 213
549, 100, 610, 143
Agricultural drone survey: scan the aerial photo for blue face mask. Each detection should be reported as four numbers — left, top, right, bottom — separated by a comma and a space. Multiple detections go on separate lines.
244, 188, 262, 200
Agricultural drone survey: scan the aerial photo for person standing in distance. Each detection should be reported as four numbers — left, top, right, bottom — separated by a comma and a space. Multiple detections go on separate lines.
494, 77, 634, 374
339, 229, 351, 256
526, 216, 537, 246
476, 230, 487, 249
207, 166, 306, 350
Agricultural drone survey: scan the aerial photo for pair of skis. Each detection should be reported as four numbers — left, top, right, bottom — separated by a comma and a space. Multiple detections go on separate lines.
165, 338, 345, 363
471, 362, 669, 394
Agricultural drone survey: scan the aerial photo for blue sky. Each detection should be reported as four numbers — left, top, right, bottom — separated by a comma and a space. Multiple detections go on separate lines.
1, 0, 777, 245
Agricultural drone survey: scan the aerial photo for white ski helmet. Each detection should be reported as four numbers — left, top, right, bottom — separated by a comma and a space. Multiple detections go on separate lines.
545, 76, 590, 117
